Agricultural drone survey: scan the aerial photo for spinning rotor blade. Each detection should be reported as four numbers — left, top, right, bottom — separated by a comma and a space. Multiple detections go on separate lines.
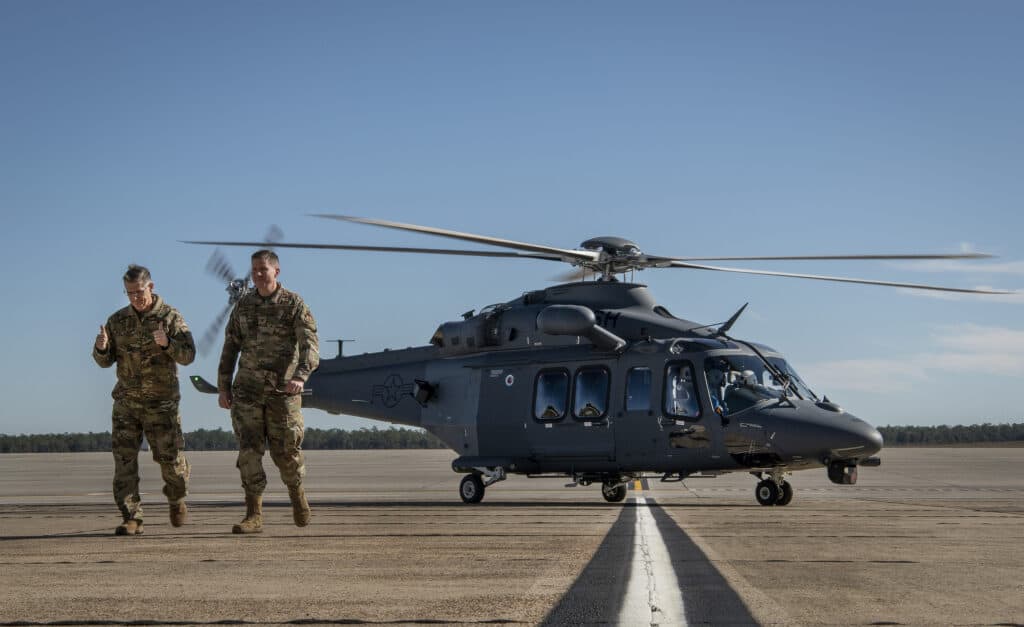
185, 216, 1011, 294
311, 214, 598, 263
661, 252, 995, 262
182, 240, 564, 260
668, 260, 1013, 294
205, 249, 236, 284
198, 302, 233, 358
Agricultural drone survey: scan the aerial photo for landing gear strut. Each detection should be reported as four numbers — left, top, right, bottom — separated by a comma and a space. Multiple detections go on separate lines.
753, 471, 793, 506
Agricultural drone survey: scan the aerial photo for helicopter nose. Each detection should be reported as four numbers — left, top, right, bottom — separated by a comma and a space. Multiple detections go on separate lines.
830, 416, 883, 460
865, 426, 884, 455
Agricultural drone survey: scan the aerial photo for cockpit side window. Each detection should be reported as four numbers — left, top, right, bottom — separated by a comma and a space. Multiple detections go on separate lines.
664, 362, 701, 419
625, 367, 652, 412
704, 359, 729, 416
534, 369, 569, 421
573, 367, 610, 420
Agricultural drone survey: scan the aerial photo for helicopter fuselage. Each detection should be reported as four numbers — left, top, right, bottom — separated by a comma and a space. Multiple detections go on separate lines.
301, 281, 883, 500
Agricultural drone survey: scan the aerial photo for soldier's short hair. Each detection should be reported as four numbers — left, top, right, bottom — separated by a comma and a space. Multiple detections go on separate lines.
123, 264, 152, 284
251, 249, 280, 268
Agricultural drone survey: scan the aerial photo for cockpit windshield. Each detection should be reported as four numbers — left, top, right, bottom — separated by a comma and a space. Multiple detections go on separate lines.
704, 354, 818, 416
767, 357, 818, 401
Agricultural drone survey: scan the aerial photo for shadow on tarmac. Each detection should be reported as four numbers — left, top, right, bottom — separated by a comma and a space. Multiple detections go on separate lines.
542, 498, 758, 626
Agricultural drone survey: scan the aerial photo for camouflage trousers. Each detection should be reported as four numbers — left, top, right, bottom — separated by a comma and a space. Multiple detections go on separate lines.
230, 392, 306, 497
111, 398, 190, 522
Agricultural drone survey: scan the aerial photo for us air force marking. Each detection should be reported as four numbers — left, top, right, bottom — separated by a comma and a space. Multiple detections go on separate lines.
372, 374, 414, 408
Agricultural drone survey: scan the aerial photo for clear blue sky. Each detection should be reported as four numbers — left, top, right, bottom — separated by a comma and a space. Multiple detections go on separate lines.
1, 1, 1021, 435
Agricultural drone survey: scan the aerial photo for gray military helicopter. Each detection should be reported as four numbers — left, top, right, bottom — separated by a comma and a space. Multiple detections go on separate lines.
186, 216, 1009, 506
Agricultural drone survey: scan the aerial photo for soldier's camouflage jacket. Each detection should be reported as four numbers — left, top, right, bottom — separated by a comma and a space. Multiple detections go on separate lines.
218, 284, 319, 398
93, 294, 196, 401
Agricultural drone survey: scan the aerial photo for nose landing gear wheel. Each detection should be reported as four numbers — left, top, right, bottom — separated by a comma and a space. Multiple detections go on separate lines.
601, 482, 627, 503
755, 479, 780, 506
460, 474, 485, 504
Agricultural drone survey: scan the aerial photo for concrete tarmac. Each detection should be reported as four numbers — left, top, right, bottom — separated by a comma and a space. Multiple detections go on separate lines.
1, 448, 1022, 626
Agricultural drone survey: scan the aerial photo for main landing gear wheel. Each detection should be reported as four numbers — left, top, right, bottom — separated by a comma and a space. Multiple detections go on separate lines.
755, 479, 793, 506
601, 482, 627, 503
460, 474, 485, 504
755, 479, 780, 506
777, 480, 794, 506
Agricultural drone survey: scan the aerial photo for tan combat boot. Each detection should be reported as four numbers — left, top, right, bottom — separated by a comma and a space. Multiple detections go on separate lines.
115, 519, 144, 536
288, 486, 311, 527
231, 494, 263, 534
169, 500, 188, 527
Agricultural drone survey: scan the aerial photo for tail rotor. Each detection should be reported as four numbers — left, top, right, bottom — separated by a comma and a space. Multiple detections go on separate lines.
198, 248, 247, 357
205, 249, 237, 285
198, 301, 233, 358
196, 225, 283, 357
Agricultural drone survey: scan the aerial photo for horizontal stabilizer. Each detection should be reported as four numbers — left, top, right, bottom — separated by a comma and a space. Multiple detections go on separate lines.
189, 375, 218, 394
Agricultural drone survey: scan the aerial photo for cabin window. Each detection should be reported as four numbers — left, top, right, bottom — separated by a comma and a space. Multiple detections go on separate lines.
430, 328, 444, 347
625, 367, 652, 412
664, 362, 701, 419
573, 367, 610, 420
534, 370, 569, 421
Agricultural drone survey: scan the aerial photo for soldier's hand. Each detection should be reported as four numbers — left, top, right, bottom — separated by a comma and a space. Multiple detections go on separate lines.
285, 379, 304, 395
152, 322, 169, 348
218, 389, 232, 409
95, 325, 109, 351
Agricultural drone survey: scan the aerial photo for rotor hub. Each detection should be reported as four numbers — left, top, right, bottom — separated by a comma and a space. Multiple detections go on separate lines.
226, 278, 249, 304
578, 237, 645, 279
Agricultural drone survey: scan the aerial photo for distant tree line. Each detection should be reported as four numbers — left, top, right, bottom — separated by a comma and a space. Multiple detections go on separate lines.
877, 423, 1024, 446
3, 423, 1022, 453
0, 427, 447, 453
0, 431, 113, 453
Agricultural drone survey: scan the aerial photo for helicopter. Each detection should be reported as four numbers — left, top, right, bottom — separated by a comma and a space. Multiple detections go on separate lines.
184, 216, 1010, 506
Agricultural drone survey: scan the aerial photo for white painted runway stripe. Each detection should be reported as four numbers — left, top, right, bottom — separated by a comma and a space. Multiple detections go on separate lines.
618, 497, 687, 626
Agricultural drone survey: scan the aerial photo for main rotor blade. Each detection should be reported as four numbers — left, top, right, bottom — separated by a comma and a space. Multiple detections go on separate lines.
311, 214, 599, 262
182, 240, 564, 261
668, 261, 1014, 294
662, 253, 996, 262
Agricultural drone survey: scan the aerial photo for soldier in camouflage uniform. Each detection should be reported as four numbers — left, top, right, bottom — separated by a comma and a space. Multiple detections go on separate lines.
218, 250, 319, 534
93, 264, 195, 536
